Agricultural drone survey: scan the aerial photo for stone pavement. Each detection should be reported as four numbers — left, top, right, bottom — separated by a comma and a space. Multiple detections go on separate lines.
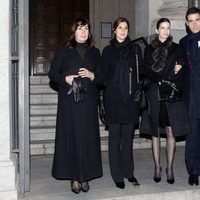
20, 146, 200, 200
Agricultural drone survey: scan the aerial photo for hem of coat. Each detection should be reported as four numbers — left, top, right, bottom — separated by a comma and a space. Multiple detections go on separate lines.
52, 173, 103, 182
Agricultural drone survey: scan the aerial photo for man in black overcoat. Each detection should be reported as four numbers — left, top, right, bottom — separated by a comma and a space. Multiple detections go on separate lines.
180, 7, 200, 186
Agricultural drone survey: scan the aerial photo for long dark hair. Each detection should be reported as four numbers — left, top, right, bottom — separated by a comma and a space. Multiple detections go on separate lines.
67, 17, 94, 48
112, 17, 130, 35
156, 17, 170, 30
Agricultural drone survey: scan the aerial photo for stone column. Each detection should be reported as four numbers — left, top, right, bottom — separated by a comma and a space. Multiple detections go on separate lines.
0, 1, 18, 199
151, 0, 188, 42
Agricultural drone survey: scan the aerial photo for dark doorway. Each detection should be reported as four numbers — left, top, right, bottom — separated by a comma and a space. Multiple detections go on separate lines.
30, 0, 89, 75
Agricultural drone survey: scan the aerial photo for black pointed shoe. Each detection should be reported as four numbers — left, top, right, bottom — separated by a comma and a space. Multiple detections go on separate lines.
71, 181, 81, 194
115, 181, 125, 189
81, 181, 90, 192
188, 174, 199, 186
166, 168, 175, 184
154, 167, 162, 183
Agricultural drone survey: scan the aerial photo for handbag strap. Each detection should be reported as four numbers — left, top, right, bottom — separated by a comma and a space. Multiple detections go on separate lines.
135, 46, 139, 84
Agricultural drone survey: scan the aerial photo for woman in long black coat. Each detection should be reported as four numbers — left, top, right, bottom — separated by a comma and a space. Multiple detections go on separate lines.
48, 17, 103, 194
102, 17, 141, 189
140, 18, 191, 184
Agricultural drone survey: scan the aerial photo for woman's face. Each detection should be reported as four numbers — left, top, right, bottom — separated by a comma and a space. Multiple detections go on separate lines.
75, 24, 89, 43
114, 22, 129, 43
156, 22, 171, 42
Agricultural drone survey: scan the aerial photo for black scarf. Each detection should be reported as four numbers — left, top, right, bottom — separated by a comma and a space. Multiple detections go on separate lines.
151, 35, 173, 72
110, 37, 133, 103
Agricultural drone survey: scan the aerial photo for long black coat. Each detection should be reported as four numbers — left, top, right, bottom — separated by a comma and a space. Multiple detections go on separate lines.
180, 34, 200, 119
140, 42, 191, 137
102, 39, 141, 125
48, 44, 103, 181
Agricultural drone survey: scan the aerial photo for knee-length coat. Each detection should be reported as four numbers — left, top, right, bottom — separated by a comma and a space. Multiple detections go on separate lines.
101, 38, 141, 125
48, 44, 103, 181
140, 41, 191, 137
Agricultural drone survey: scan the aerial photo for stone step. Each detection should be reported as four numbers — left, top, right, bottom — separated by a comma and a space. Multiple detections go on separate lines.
30, 84, 56, 94
30, 76, 49, 85
30, 104, 57, 115
30, 135, 151, 155
30, 94, 57, 105
30, 125, 108, 141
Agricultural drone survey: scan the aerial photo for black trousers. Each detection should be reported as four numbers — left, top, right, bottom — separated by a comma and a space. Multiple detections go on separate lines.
108, 123, 135, 182
185, 118, 200, 176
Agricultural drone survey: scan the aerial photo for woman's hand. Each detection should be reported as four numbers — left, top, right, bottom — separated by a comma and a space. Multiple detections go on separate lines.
78, 68, 94, 81
65, 75, 78, 85
174, 62, 182, 74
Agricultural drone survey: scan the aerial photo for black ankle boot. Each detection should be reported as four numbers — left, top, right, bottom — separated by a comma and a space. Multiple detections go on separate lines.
115, 181, 125, 189
188, 175, 199, 186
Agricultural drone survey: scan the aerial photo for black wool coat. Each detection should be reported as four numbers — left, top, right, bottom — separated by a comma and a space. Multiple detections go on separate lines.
180, 33, 200, 119
102, 38, 141, 125
48, 44, 103, 181
140, 42, 191, 137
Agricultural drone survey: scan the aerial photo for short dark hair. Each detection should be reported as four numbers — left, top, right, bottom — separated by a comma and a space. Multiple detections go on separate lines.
67, 17, 94, 48
185, 7, 200, 20
156, 18, 170, 29
112, 17, 130, 33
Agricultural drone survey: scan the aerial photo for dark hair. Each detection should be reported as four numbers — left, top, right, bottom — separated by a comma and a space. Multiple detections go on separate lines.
156, 18, 171, 29
67, 17, 93, 48
185, 7, 200, 20
112, 17, 130, 33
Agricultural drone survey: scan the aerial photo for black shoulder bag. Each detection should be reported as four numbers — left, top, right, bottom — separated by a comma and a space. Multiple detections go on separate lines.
133, 47, 148, 110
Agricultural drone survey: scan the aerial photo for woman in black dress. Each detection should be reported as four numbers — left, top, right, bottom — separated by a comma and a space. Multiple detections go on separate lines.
48, 17, 103, 194
102, 17, 142, 189
140, 18, 190, 184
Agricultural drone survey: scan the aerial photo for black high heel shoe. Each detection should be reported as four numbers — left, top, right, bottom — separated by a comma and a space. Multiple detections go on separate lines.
71, 181, 81, 194
166, 168, 175, 184
81, 181, 90, 192
128, 176, 140, 187
154, 167, 162, 183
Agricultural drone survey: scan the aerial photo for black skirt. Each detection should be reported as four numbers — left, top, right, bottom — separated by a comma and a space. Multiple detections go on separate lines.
159, 102, 170, 127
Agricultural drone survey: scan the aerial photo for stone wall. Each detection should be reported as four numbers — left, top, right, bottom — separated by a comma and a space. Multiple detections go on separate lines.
0, 0, 17, 199
90, 0, 135, 51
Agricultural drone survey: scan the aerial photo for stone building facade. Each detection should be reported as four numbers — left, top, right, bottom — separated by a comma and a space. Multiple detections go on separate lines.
0, 0, 192, 199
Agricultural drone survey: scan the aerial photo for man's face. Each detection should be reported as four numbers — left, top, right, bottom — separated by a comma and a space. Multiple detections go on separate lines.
186, 13, 200, 33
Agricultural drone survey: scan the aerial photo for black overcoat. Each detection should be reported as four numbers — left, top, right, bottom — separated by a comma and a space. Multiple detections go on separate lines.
101, 39, 141, 125
48, 44, 103, 181
140, 42, 191, 137
180, 34, 200, 119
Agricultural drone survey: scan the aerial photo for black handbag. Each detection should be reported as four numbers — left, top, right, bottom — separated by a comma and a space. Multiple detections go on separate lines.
134, 87, 147, 110
158, 79, 183, 101
133, 50, 148, 110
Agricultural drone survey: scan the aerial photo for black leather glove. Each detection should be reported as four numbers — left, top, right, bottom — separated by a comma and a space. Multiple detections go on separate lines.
67, 77, 87, 102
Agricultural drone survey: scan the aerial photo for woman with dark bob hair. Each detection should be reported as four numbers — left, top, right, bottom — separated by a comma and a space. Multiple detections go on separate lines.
140, 18, 191, 184
102, 17, 142, 189
48, 17, 103, 194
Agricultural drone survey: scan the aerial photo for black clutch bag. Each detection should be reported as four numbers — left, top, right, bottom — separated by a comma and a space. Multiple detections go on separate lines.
158, 79, 183, 101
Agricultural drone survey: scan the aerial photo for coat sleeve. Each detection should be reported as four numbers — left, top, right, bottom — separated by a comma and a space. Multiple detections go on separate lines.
101, 47, 111, 87
92, 49, 104, 86
48, 45, 70, 90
